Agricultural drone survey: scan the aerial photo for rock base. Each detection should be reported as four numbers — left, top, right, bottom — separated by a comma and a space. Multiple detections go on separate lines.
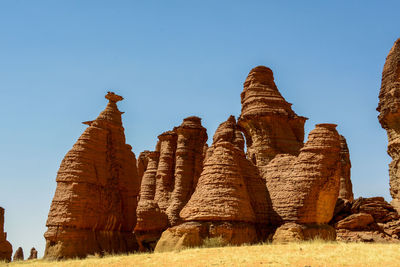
44, 227, 138, 260
272, 223, 336, 242
155, 221, 257, 252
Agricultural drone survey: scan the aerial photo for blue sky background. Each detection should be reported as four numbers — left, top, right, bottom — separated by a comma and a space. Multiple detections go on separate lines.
0, 0, 399, 258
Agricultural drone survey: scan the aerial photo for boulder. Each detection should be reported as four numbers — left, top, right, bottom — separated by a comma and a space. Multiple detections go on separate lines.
0, 207, 12, 262
44, 92, 140, 259
335, 213, 374, 230
273, 223, 336, 242
377, 38, 400, 212
13, 247, 23, 261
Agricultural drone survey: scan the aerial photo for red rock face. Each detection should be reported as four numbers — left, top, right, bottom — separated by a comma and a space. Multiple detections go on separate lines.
13, 247, 23, 261
28, 247, 38, 260
238, 66, 307, 167
0, 207, 12, 262
157, 116, 271, 250
331, 197, 400, 242
135, 116, 207, 250
339, 135, 354, 201
377, 39, 400, 211
265, 124, 342, 225
44, 92, 140, 259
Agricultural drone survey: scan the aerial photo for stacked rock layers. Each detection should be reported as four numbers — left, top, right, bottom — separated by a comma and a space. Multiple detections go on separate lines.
238, 66, 307, 167
135, 117, 207, 250
44, 92, 140, 259
0, 207, 12, 262
156, 116, 271, 251
377, 38, 400, 212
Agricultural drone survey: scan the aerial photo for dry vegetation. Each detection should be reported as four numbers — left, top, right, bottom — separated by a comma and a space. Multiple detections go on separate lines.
2, 240, 400, 267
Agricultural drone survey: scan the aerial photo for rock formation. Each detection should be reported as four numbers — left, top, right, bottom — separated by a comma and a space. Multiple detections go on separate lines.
13, 247, 23, 261
331, 197, 400, 242
155, 116, 270, 252
28, 247, 38, 260
44, 92, 140, 259
237, 66, 307, 167
339, 135, 353, 201
0, 207, 12, 262
135, 116, 207, 250
377, 38, 400, 212
264, 124, 342, 241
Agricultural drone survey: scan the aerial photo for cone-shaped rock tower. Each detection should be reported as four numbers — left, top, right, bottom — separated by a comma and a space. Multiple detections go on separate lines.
44, 92, 140, 259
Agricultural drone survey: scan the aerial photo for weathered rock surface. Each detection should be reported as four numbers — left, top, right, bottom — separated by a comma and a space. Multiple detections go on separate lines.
0, 207, 12, 262
28, 247, 38, 260
13, 247, 23, 261
44, 92, 140, 259
238, 66, 307, 167
331, 197, 400, 242
377, 38, 400, 212
339, 135, 354, 201
137, 150, 151, 187
265, 123, 342, 226
135, 117, 208, 250
273, 223, 336, 243
156, 116, 271, 251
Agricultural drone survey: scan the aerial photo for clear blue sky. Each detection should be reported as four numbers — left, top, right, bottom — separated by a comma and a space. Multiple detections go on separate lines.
0, 0, 399, 258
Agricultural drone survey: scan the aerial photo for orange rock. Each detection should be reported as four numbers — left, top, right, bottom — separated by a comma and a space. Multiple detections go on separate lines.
335, 213, 374, 230
166, 117, 208, 226
377, 38, 400, 210
339, 135, 353, 201
44, 92, 140, 259
13, 247, 23, 261
137, 150, 151, 186
238, 66, 307, 167
27, 247, 38, 260
135, 117, 208, 250
0, 207, 12, 262
265, 124, 342, 225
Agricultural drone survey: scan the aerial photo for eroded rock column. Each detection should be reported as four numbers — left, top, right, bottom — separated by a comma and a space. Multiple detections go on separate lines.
377, 38, 400, 212
0, 207, 12, 262
44, 92, 140, 259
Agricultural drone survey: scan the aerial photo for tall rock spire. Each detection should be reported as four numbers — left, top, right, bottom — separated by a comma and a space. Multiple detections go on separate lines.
238, 66, 307, 168
0, 207, 12, 262
377, 38, 400, 212
44, 92, 140, 259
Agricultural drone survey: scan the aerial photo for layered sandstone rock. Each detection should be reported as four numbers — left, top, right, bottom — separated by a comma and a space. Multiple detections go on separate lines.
377, 38, 400, 212
135, 117, 207, 250
237, 66, 307, 167
28, 247, 38, 260
156, 116, 271, 251
13, 247, 23, 261
331, 197, 400, 242
0, 207, 12, 262
265, 124, 342, 226
339, 135, 353, 201
44, 92, 140, 259
137, 150, 151, 186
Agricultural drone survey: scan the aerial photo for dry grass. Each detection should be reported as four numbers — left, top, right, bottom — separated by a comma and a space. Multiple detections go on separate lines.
2, 240, 400, 267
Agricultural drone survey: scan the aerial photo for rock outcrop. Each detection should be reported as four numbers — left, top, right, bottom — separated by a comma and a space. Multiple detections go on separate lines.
339, 135, 354, 201
264, 124, 342, 241
377, 38, 400, 213
0, 207, 12, 262
135, 117, 207, 250
44, 92, 140, 259
237, 66, 307, 167
28, 247, 38, 260
155, 116, 271, 251
13, 247, 23, 261
331, 197, 400, 242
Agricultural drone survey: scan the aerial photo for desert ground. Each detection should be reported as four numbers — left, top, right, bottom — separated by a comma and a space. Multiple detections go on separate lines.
2, 240, 400, 267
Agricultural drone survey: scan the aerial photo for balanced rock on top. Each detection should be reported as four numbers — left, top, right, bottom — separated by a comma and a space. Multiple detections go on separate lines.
44, 92, 140, 259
